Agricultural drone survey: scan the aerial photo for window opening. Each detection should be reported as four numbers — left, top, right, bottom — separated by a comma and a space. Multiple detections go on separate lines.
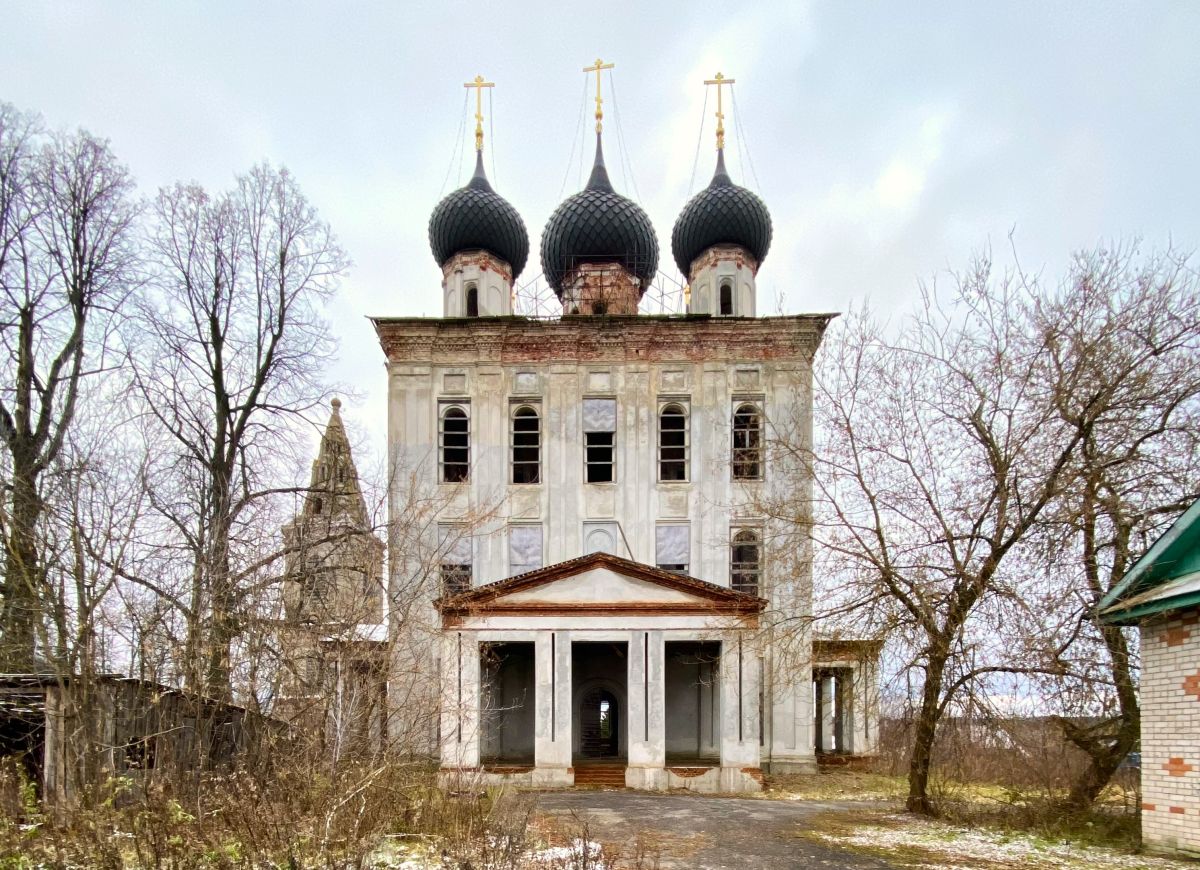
511, 406, 541, 484
732, 403, 763, 480
656, 524, 690, 574
720, 281, 733, 315
466, 284, 479, 317
583, 398, 616, 483
439, 526, 472, 595
440, 406, 469, 482
731, 529, 761, 594
658, 403, 688, 481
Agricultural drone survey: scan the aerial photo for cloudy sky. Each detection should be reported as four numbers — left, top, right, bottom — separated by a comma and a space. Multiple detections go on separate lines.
5, 1, 1200, 463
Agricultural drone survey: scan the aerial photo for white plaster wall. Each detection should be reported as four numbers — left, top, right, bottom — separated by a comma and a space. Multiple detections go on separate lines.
383, 319, 820, 772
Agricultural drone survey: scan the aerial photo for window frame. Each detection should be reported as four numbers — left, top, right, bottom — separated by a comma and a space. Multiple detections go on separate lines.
510, 403, 542, 484
507, 523, 544, 576
439, 402, 470, 483
719, 280, 734, 316
465, 283, 479, 317
583, 397, 617, 484
730, 527, 762, 595
731, 399, 764, 481
655, 523, 691, 575
657, 399, 690, 483
438, 523, 472, 596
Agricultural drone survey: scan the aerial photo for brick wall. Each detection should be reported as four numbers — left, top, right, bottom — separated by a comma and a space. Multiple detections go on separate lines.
1140, 607, 1200, 857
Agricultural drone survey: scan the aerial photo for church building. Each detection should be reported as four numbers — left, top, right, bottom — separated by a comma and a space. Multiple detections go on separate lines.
371, 67, 879, 792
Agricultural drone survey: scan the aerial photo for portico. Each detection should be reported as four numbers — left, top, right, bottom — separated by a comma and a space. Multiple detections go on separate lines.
437, 552, 767, 793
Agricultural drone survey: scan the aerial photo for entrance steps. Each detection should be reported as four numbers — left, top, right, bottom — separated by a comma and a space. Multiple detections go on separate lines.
572, 764, 627, 788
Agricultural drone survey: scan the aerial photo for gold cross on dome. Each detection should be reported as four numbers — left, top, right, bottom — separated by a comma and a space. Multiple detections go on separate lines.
704, 71, 736, 151
464, 74, 494, 152
583, 57, 615, 133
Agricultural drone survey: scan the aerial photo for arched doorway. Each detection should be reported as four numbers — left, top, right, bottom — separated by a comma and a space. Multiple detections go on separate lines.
579, 687, 620, 758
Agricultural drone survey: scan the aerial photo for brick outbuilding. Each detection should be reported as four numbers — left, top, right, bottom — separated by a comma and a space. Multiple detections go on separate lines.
1101, 498, 1200, 857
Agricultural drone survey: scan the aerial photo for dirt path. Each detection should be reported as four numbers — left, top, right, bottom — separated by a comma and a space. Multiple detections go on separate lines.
533, 791, 896, 869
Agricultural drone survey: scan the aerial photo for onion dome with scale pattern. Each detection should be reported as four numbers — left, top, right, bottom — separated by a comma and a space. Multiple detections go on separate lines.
540, 134, 659, 297
429, 151, 529, 278
671, 149, 772, 277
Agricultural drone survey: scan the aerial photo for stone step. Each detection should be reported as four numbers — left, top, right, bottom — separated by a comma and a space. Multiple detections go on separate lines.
572, 765, 627, 787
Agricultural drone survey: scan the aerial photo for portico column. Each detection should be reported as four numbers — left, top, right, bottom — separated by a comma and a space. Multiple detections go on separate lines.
626, 630, 666, 789
765, 637, 817, 773
819, 673, 836, 753
719, 632, 760, 769
533, 630, 573, 786
439, 631, 480, 770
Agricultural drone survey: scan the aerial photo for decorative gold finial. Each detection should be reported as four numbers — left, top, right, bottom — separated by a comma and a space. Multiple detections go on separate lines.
583, 57, 615, 133
704, 71, 736, 151
464, 74, 495, 152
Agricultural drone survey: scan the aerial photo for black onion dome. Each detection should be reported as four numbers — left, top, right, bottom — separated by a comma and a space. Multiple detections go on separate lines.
671, 150, 772, 276
429, 152, 529, 277
540, 135, 659, 296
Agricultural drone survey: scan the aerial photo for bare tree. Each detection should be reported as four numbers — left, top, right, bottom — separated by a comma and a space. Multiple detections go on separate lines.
0, 104, 139, 671
1024, 245, 1200, 809
130, 164, 346, 699
795, 258, 1087, 814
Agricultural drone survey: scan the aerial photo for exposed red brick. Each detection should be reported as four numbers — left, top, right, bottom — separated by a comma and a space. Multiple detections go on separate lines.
1170, 806, 1187, 814
1164, 626, 1192, 647
1164, 757, 1194, 776
1142, 802, 1157, 811
1184, 671, 1200, 701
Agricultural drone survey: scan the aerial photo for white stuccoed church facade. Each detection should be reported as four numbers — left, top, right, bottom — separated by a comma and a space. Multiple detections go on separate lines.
372, 76, 879, 792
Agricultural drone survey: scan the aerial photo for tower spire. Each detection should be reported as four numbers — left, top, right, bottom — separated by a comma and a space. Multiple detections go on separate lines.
583, 57, 614, 133
464, 74, 495, 152
704, 71, 736, 151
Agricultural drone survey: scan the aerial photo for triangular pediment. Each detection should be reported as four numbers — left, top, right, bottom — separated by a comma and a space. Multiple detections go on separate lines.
437, 552, 763, 617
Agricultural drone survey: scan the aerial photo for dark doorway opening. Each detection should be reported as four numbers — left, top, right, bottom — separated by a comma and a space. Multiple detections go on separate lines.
571, 642, 627, 762
480, 642, 535, 765
664, 641, 721, 764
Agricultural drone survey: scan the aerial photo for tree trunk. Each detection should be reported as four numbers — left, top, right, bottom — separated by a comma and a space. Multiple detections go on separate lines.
907, 649, 948, 815
1, 448, 42, 671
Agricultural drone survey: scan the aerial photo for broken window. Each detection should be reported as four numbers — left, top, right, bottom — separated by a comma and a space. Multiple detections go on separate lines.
656, 524, 690, 574
440, 405, 469, 483
439, 525, 472, 595
731, 528, 761, 594
511, 405, 541, 484
732, 403, 763, 480
658, 403, 688, 482
508, 524, 543, 576
583, 398, 616, 483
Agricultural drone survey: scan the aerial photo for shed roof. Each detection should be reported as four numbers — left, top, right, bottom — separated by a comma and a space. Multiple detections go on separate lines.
1099, 497, 1200, 624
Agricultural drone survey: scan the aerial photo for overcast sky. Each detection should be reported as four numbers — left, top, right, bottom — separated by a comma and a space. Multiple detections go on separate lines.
6, 1, 1200, 464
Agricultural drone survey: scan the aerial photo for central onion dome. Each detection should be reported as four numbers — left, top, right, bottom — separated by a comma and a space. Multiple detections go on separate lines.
671, 149, 772, 276
429, 152, 529, 277
540, 135, 659, 296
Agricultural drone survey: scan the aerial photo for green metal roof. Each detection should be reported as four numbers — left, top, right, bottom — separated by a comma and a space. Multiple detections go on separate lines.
1099, 497, 1200, 625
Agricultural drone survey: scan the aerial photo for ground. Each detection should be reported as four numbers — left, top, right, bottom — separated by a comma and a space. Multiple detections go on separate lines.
533, 790, 895, 869
530, 782, 1192, 870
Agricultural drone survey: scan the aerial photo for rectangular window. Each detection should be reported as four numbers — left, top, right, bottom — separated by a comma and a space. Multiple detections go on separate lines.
656, 524, 690, 574
583, 398, 616, 483
508, 524, 543, 576
438, 525, 472, 595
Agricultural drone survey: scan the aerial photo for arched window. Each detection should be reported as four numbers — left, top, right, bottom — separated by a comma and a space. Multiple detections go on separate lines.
731, 529, 761, 594
719, 281, 733, 316
439, 406, 469, 482
732, 403, 763, 480
466, 284, 479, 317
511, 405, 541, 484
658, 403, 688, 482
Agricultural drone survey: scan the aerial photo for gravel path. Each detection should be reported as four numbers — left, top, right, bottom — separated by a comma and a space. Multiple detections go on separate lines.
533, 791, 895, 869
